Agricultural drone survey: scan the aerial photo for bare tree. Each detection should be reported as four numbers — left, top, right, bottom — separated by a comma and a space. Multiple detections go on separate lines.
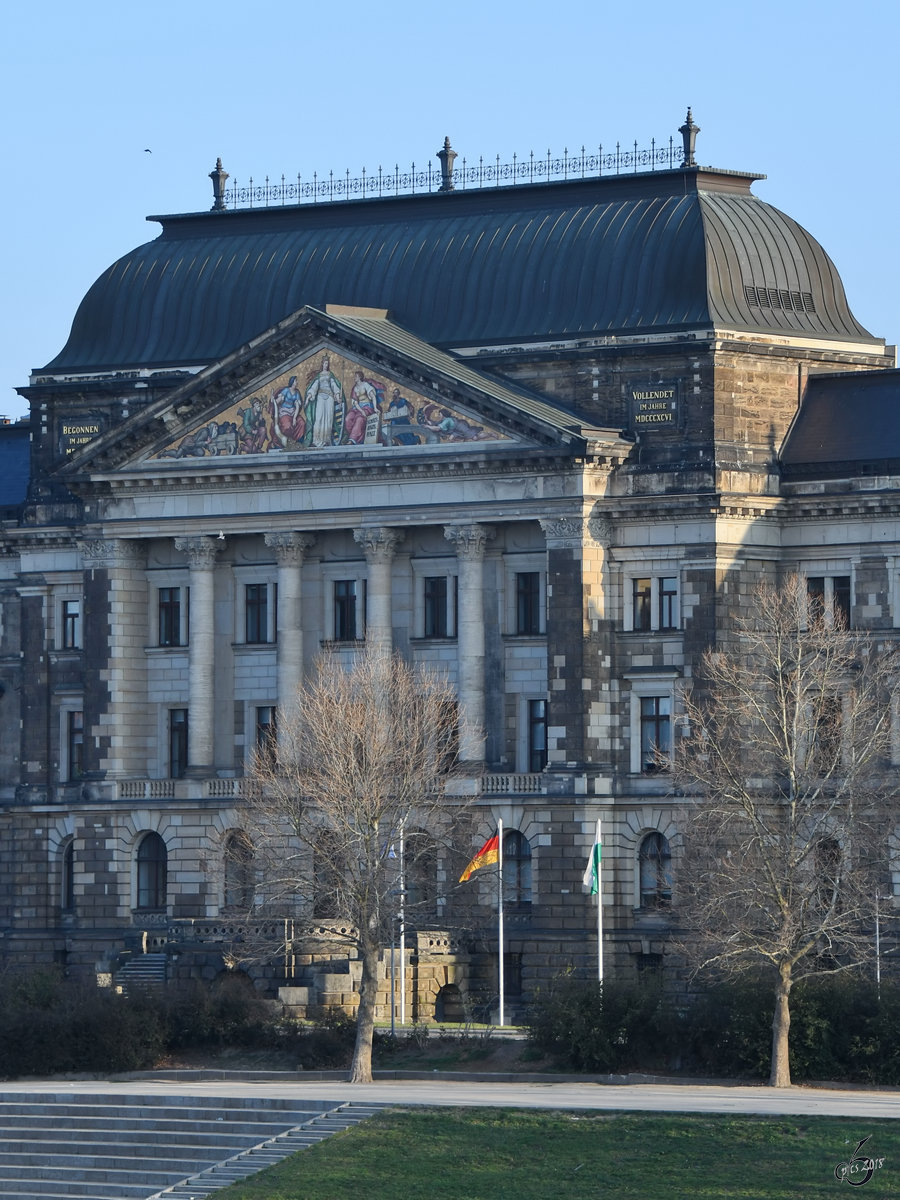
235, 650, 472, 1083
674, 575, 896, 1087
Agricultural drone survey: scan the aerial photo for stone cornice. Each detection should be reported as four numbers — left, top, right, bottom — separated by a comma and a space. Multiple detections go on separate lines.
67, 447, 581, 499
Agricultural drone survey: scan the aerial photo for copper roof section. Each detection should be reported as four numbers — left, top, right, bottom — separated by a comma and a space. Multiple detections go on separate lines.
44, 167, 877, 375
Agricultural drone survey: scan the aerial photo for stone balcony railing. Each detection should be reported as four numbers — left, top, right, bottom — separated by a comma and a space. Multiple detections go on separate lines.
107, 772, 553, 802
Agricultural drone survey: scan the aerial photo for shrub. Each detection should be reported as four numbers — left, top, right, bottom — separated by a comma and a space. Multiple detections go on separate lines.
526, 974, 678, 1073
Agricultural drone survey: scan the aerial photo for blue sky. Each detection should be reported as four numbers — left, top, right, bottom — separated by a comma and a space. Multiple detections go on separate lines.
2, 0, 898, 420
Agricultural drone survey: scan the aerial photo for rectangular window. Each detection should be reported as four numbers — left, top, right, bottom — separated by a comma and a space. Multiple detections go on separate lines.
158, 587, 184, 647
255, 705, 277, 761
833, 576, 851, 627
627, 574, 680, 632
424, 576, 449, 638
333, 579, 358, 642
528, 699, 547, 773
67, 711, 84, 781
245, 583, 270, 644
658, 577, 678, 631
807, 574, 852, 628
169, 709, 188, 778
640, 696, 671, 773
62, 600, 82, 649
515, 571, 541, 635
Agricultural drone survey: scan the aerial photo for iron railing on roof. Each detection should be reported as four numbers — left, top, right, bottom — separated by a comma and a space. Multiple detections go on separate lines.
222, 138, 687, 210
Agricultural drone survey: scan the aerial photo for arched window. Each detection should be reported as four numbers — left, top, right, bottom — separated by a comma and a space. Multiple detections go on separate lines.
503, 829, 532, 906
404, 832, 437, 918
224, 830, 254, 910
639, 832, 672, 910
136, 832, 167, 910
61, 838, 75, 913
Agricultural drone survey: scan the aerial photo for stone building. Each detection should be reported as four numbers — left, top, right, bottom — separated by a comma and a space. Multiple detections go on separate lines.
1, 113, 898, 1015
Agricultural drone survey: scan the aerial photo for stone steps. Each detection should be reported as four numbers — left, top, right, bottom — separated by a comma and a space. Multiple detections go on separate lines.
0, 1093, 383, 1199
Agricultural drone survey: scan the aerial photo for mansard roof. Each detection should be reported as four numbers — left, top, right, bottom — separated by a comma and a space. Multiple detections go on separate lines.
43, 162, 877, 376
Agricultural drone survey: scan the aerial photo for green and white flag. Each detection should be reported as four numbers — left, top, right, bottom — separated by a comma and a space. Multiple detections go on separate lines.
582, 821, 602, 895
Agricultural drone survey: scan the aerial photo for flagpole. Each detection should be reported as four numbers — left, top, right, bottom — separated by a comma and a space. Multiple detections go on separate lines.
595, 818, 603, 983
399, 824, 406, 1025
498, 817, 504, 1027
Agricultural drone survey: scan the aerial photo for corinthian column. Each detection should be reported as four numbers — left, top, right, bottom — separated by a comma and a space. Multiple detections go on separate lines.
444, 523, 494, 764
174, 536, 220, 773
265, 532, 315, 733
354, 526, 403, 656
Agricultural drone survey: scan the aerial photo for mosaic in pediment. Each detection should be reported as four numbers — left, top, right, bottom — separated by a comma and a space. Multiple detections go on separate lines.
155, 349, 509, 459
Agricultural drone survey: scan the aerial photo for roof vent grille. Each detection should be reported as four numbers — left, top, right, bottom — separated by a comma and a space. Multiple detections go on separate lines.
744, 285, 816, 314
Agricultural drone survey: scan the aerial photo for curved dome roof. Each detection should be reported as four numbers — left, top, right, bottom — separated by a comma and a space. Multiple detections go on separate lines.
44, 167, 875, 374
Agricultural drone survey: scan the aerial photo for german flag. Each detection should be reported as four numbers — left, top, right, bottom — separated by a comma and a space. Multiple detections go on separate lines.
459, 832, 500, 882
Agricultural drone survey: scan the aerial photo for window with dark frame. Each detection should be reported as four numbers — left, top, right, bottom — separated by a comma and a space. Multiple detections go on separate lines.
224, 830, 254, 910
255, 705, 277, 761
158, 587, 184, 647
169, 708, 188, 778
639, 831, 672, 910
423, 576, 449, 638
658, 576, 678, 630
502, 829, 533, 906
833, 576, 851, 627
245, 583, 270, 644
136, 832, 167, 910
528, 699, 547, 772
62, 600, 82, 649
67, 710, 84, 781
333, 579, 359, 642
61, 839, 75, 912
404, 832, 438, 918
639, 695, 671, 772
632, 578, 653, 632
515, 571, 541, 635
504, 952, 524, 997
807, 575, 852, 628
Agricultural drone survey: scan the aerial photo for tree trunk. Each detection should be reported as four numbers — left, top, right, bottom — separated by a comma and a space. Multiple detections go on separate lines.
770, 962, 792, 1087
348, 941, 380, 1083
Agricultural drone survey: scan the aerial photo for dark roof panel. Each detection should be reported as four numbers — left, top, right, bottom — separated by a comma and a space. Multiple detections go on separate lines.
781, 370, 900, 474
0, 426, 30, 509
44, 169, 877, 375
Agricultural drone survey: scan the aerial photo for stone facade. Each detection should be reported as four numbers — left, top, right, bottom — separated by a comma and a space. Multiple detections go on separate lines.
1, 136, 899, 1020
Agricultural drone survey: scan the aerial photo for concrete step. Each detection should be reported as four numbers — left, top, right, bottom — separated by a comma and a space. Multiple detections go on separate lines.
0, 1094, 383, 1200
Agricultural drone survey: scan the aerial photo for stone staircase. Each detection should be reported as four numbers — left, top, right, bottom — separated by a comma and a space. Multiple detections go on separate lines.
114, 953, 169, 993
0, 1092, 383, 1199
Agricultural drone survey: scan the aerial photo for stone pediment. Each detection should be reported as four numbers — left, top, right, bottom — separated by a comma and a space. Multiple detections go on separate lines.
153, 344, 512, 461
58, 307, 585, 477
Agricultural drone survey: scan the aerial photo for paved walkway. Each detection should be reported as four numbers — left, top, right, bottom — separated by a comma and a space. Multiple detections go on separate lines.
7, 1075, 900, 1120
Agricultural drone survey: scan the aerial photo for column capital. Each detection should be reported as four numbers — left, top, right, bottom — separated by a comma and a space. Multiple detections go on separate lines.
443, 523, 495, 560
539, 515, 585, 549
265, 531, 315, 566
587, 513, 614, 548
78, 538, 145, 568
174, 535, 221, 569
354, 526, 404, 563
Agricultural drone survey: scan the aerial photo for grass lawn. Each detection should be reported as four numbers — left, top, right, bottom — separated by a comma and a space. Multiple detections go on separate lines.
209, 1108, 899, 1199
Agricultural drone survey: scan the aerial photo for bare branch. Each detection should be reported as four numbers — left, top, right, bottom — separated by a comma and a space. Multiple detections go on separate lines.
674, 574, 896, 1086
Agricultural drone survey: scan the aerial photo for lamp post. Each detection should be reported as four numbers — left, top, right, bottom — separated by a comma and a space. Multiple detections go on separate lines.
875, 892, 892, 1002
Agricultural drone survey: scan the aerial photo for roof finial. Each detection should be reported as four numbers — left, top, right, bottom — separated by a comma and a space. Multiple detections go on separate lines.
679, 108, 700, 168
209, 157, 229, 212
436, 136, 457, 192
